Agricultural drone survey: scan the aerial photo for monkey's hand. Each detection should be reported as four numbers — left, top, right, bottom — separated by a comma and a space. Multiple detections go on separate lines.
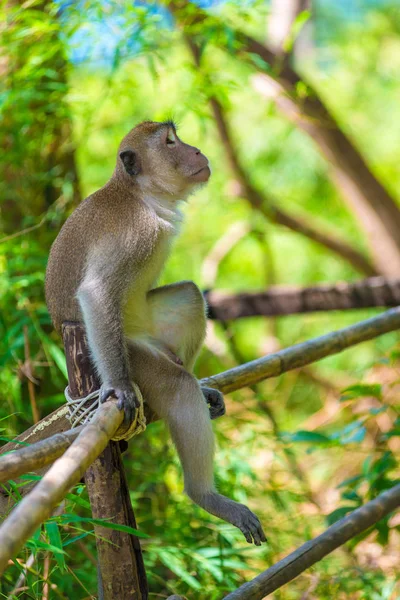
201, 387, 226, 420
100, 383, 140, 424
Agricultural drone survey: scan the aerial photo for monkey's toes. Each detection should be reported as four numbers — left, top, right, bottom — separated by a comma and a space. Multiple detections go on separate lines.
201, 387, 226, 420
100, 385, 139, 424
236, 506, 267, 546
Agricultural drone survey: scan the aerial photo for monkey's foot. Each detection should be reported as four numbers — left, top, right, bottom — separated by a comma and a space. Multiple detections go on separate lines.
100, 383, 140, 424
197, 492, 267, 546
230, 504, 267, 546
201, 387, 226, 419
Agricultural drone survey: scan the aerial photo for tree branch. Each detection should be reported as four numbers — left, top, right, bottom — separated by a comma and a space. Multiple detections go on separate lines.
184, 37, 376, 277
224, 483, 400, 599
167, 0, 400, 275
205, 276, 400, 320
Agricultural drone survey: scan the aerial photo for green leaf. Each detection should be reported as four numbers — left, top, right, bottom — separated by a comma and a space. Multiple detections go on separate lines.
62, 531, 90, 547
326, 506, 355, 526
20, 473, 42, 481
340, 425, 366, 444
369, 406, 387, 415
158, 550, 201, 590
6, 480, 22, 500
331, 420, 367, 445
48, 343, 68, 379
376, 518, 390, 546
45, 522, 66, 570
65, 492, 91, 510
384, 428, 400, 439
26, 539, 66, 555
283, 9, 311, 53
342, 490, 361, 502
55, 514, 150, 538
248, 53, 272, 72
281, 430, 333, 444
340, 383, 382, 401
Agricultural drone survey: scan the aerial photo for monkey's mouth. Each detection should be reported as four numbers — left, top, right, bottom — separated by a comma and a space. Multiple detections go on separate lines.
191, 167, 206, 176
190, 165, 211, 179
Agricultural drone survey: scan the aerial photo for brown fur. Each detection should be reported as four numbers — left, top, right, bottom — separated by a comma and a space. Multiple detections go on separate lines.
45, 121, 266, 545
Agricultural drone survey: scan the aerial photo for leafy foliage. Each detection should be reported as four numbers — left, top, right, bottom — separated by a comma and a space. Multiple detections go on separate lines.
1, 0, 400, 598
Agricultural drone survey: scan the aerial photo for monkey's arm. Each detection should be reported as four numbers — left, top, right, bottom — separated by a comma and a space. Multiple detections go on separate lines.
77, 242, 139, 422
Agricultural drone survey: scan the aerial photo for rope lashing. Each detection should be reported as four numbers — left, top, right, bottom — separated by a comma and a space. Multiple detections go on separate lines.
64, 382, 146, 441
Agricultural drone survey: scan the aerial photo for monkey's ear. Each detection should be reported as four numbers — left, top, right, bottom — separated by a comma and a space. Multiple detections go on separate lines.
119, 150, 140, 176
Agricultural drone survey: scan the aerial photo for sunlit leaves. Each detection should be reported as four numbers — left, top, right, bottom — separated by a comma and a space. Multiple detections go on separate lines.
341, 383, 383, 401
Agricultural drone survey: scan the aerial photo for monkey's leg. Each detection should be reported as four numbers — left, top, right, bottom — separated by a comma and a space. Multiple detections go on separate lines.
147, 281, 225, 418
127, 340, 265, 545
147, 281, 206, 371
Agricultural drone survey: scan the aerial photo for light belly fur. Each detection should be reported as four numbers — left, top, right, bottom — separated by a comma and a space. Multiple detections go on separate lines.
122, 228, 173, 340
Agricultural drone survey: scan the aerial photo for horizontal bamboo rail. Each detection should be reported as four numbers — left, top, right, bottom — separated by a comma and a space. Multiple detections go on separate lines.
202, 307, 400, 393
224, 483, 400, 599
2, 307, 400, 507
0, 401, 123, 575
0, 308, 399, 585
0, 426, 83, 483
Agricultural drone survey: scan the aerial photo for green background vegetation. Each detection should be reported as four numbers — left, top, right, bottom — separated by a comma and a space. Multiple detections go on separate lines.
0, 1, 399, 598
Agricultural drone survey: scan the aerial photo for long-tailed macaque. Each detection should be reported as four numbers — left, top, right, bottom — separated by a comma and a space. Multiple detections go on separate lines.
46, 121, 266, 545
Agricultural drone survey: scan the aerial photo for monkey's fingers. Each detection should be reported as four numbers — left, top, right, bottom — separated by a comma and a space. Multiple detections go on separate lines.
119, 403, 137, 425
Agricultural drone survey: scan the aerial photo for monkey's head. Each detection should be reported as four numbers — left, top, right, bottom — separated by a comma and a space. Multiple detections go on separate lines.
116, 121, 210, 200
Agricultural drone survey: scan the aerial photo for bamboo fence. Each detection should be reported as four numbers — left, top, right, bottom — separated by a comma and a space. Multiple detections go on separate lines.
1, 309, 400, 597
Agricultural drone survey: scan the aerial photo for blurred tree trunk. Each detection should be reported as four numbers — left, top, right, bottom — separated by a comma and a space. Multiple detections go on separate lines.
168, 0, 400, 276
0, 1, 80, 234
186, 38, 376, 276
268, 0, 310, 53
263, 0, 400, 276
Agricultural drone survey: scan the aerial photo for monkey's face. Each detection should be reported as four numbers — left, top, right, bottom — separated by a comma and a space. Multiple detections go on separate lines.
118, 121, 211, 200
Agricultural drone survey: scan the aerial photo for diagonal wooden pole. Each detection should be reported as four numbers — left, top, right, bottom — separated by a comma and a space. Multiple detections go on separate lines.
223, 483, 400, 599
62, 322, 148, 600
0, 400, 123, 575
201, 307, 400, 393
2, 306, 400, 504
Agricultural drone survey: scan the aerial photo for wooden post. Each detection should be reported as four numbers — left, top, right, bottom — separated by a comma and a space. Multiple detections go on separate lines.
62, 322, 148, 600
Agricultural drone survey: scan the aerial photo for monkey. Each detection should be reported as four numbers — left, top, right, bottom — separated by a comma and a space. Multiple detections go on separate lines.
45, 120, 266, 546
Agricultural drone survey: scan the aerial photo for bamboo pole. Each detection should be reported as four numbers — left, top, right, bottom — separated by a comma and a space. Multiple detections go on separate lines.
2, 308, 400, 512
0, 400, 123, 576
201, 307, 400, 393
224, 483, 400, 599
0, 310, 398, 587
0, 426, 83, 483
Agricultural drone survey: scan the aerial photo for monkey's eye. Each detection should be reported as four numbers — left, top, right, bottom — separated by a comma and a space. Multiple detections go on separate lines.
166, 130, 176, 146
